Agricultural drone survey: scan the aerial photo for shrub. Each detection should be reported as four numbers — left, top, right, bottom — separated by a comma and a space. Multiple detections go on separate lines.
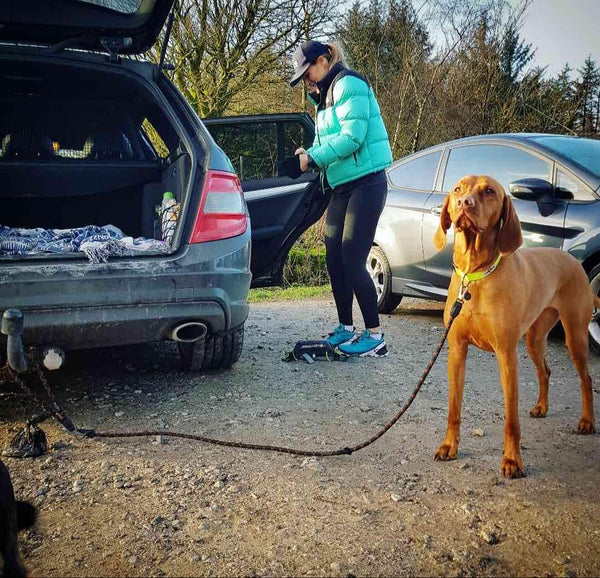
283, 215, 329, 286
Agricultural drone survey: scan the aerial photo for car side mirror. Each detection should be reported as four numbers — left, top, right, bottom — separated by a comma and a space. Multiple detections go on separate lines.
509, 178, 554, 203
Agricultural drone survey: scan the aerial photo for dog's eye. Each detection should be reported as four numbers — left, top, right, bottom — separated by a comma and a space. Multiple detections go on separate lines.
454, 187, 461, 194
485, 188, 495, 195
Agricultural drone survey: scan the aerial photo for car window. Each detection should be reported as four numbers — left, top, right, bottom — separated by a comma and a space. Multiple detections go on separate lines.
284, 121, 311, 157
388, 151, 442, 191
141, 118, 170, 159
76, 0, 142, 14
207, 122, 278, 181
531, 136, 600, 178
556, 168, 595, 202
443, 144, 551, 193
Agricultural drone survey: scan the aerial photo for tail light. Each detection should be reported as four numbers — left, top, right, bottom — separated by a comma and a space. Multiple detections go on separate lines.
190, 170, 248, 243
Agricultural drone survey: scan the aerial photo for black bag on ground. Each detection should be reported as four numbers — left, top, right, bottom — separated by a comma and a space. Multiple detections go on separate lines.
283, 340, 346, 363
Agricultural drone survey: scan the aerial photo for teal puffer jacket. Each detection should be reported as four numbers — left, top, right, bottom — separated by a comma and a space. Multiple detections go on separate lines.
307, 66, 393, 189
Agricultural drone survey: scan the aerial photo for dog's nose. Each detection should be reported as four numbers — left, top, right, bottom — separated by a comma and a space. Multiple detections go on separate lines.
457, 195, 476, 208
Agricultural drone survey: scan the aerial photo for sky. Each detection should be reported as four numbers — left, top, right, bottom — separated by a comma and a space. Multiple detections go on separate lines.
516, 0, 600, 77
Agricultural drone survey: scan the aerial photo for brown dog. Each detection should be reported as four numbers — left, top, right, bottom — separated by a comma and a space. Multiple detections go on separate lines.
433, 175, 597, 478
1, 459, 36, 578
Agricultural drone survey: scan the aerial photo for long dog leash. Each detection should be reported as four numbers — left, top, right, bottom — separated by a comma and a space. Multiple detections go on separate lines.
2, 299, 464, 458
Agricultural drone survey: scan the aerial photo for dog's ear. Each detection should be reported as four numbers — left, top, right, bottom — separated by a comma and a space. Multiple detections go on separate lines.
433, 194, 452, 251
498, 194, 522, 256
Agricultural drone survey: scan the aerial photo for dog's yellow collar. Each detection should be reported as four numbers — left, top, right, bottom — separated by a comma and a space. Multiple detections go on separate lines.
453, 254, 502, 285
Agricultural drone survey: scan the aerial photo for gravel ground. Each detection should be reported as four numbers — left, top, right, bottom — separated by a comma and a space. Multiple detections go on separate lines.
1, 296, 599, 577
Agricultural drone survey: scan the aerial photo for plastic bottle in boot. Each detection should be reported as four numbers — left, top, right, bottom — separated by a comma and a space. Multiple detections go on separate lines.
160, 191, 180, 244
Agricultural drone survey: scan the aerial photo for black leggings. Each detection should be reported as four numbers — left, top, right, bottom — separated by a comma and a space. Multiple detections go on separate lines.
324, 170, 388, 329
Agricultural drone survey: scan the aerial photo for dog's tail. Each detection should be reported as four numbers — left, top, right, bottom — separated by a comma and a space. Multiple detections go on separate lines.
16, 501, 36, 530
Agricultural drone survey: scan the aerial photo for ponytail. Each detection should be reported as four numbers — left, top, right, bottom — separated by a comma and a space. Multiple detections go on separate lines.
325, 42, 347, 68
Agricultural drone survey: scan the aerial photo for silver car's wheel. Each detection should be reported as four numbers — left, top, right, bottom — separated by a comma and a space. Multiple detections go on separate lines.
367, 246, 403, 314
588, 264, 600, 354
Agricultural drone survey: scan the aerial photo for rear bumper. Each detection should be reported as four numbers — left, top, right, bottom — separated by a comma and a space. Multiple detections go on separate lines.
7, 300, 239, 349
0, 233, 251, 350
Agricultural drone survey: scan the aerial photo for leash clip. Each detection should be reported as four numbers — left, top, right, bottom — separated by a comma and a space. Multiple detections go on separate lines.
457, 278, 470, 302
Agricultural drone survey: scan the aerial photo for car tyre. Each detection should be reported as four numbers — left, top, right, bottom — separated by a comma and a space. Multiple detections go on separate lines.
178, 337, 206, 371
367, 246, 403, 314
588, 264, 600, 354
178, 324, 245, 371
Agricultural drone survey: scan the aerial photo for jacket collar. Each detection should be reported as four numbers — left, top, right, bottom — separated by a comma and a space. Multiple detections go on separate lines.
316, 62, 346, 106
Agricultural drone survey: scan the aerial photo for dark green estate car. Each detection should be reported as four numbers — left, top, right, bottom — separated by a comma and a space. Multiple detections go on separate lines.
0, 0, 327, 370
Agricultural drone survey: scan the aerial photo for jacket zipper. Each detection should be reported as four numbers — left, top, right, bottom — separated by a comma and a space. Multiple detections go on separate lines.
315, 107, 325, 193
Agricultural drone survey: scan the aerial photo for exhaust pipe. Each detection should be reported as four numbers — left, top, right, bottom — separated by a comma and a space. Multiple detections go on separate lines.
1, 309, 29, 373
168, 321, 208, 343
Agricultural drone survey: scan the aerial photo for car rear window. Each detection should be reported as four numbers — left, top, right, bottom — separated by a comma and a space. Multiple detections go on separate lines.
388, 151, 442, 191
530, 136, 600, 178
76, 0, 143, 14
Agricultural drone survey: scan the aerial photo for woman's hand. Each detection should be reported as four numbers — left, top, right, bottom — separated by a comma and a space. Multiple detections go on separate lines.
299, 154, 310, 172
295, 148, 310, 172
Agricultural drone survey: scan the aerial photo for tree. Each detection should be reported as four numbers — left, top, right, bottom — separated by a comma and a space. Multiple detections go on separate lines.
151, 0, 337, 118
337, 0, 433, 155
575, 56, 600, 136
500, 22, 535, 87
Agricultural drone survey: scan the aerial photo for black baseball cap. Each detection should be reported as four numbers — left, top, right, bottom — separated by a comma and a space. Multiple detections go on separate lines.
289, 41, 330, 87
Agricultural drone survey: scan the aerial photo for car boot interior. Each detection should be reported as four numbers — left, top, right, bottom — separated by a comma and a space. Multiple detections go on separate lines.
0, 58, 192, 257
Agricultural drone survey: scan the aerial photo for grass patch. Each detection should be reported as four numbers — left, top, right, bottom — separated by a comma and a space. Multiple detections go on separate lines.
249, 284, 332, 303
283, 246, 328, 286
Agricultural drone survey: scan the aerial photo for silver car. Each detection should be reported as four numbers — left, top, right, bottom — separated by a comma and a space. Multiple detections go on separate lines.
368, 134, 600, 350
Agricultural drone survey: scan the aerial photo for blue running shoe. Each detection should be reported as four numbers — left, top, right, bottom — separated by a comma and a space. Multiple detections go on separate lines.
338, 330, 388, 357
325, 324, 356, 347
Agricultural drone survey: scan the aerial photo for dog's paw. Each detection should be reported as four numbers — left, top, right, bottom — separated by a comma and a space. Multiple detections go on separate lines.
434, 443, 457, 461
578, 417, 596, 434
529, 404, 547, 418
500, 456, 525, 479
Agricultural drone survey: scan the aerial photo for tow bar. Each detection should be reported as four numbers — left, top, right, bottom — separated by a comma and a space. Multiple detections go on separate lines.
2, 309, 29, 373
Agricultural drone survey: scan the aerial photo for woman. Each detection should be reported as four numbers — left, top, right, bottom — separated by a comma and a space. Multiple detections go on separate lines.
289, 40, 393, 357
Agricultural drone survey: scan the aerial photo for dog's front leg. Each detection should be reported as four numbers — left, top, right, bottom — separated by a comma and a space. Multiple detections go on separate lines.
435, 337, 468, 461
496, 347, 525, 478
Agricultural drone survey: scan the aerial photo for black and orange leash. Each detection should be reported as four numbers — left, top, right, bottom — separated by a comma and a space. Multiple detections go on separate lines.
2, 300, 464, 458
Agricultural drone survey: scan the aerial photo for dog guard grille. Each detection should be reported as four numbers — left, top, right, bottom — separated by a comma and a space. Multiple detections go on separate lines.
0, 128, 136, 161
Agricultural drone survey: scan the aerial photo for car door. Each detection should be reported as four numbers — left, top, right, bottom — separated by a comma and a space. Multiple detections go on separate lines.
422, 141, 565, 293
203, 114, 330, 287
557, 166, 600, 259
375, 149, 444, 298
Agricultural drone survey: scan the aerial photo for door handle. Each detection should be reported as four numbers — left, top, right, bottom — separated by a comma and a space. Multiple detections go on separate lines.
431, 206, 443, 216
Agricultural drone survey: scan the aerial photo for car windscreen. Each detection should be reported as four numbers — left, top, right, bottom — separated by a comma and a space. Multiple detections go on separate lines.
530, 136, 600, 178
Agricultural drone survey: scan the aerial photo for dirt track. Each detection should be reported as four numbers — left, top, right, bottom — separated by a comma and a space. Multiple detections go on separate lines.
1, 296, 599, 577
